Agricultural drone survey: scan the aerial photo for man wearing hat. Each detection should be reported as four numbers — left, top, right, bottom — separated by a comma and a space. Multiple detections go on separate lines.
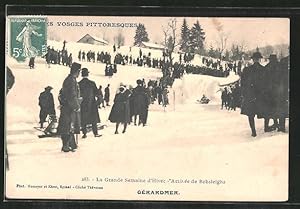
262, 54, 280, 132
57, 62, 82, 152
276, 56, 289, 132
131, 79, 149, 126
78, 68, 101, 138
38, 86, 56, 128
240, 49, 265, 137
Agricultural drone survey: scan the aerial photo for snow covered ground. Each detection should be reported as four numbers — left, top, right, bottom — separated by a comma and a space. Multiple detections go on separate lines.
47, 40, 234, 68
5, 42, 288, 201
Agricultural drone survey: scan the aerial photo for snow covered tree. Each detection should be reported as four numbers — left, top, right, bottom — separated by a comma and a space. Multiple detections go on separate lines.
189, 20, 205, 54
179, 18, 190, 53
133, 24, 149, 46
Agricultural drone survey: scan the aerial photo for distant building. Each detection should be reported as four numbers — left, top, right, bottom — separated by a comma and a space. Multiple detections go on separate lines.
77, 34, 109, 45
139, 42, 165, 50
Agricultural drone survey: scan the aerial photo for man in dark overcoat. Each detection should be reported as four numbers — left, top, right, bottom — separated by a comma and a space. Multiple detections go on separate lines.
98, 85, 105, 108
57, 62, 82, 152
6, 67, 15, 94
78, 68, 101, 138
221, 87, 229, 110
276, 56, 289, 132
104, 84, 110, 106
156, 85, 163, 105
262, 54, 280, 132
38, 86, 56, 128
132, 79, 149, 126
29, 57, 35, 69
6, 67, 15, 170
240, 51, 265, 137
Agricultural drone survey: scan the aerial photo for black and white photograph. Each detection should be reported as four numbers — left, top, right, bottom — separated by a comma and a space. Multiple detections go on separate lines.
5, 15, 289, 201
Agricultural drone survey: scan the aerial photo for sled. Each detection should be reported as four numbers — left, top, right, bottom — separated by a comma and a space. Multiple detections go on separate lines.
196, 99, 210, 104
35, 124, 107, 138
34, 127, 60, 138
34, 114, 60, 138
35, 112, 107, 138
85, 124, 107, 133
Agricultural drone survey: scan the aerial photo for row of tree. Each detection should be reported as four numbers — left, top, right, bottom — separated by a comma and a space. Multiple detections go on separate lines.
49, 19, 288, 62
179, 19, 205, 54
133, 19, 206, 62
207, 43, 289, 61
133, 19, 289, 62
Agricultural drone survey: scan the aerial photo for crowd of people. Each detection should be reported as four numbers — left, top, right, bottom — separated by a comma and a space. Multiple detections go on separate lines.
37, 62, 172, 153
75, 47, 233, 80
220, 83, 242, 111
30, 41, 288, 151
44, 41, 73, 68
216, 51, 289, 137
202, 57, 243, 75
37, 40, 242, 83
78, 50, 112, 64
239, 52, 289, 137
185, 64, 230, 77
37, 52, 289, 151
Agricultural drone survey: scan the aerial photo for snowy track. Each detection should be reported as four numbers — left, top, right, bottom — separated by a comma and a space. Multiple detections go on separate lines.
5, 42, 288, 201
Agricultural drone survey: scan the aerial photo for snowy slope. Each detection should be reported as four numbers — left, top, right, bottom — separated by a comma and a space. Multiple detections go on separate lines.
48, 40, 231, 68
5, 43, 288, 201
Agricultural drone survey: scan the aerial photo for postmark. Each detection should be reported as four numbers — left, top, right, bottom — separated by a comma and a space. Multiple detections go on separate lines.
9, 16, 47, 62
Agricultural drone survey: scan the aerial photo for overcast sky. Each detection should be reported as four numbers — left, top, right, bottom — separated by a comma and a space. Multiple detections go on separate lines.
48, 16, 289, 51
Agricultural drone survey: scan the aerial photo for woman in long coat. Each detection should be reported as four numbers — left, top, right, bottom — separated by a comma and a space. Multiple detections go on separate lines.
108, 86, 131, 134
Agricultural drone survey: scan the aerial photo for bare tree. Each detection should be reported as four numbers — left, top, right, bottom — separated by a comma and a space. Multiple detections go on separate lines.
211, 18, 229, 60
114, 31, 125, 47
101, 29, 108, 42
239, 39, 248, 53
162, 25, 170, 48
99, 29, 111, 45
162, 18, 180, 64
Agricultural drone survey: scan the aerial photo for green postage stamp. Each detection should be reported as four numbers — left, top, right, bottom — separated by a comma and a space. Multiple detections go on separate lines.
8, 16, 47, 62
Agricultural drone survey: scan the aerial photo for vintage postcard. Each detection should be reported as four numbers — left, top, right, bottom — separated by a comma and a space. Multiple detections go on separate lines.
5, 14, 289, 201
